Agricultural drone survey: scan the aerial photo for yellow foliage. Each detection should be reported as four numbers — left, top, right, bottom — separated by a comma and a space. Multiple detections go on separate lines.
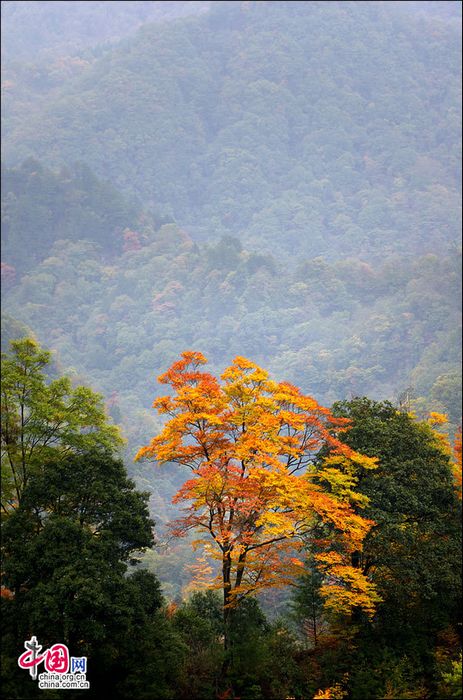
137, 351, 380, 616
313, 683, 348, 699
428, 411, 449, 426
453, 427, 462, 499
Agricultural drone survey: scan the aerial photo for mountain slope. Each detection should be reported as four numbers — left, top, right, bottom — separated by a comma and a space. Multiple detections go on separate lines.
1, 159, 154, 272
2, 0, 461, 262
3, 163, 461, 448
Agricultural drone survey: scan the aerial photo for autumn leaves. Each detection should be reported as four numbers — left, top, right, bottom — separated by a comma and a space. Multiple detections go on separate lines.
137, 352, 380, 617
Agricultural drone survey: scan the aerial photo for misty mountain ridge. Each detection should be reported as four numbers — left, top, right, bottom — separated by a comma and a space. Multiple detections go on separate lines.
1, 0, 461, 483
2, 0, 461, 264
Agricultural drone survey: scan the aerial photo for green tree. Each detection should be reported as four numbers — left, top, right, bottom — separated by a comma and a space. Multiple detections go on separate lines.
1, 433, 187, 698
291, 553, 326, 648
1, 337, 122, 513
0, 339, 189, 698
325, 398, 462, 698
172, 593, 224, 700
0, 449, 188, 698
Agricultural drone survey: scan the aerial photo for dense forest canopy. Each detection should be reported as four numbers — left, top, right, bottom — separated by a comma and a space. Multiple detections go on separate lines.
2, 162, 460, 456
1, 1, 461, 698
2, 1, 461, 262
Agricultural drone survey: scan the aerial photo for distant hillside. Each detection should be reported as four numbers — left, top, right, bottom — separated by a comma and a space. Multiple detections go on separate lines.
3, 163, 461, 455
2, 1, 461, 262
1, 160, 163, 273
1, 0, 210, 61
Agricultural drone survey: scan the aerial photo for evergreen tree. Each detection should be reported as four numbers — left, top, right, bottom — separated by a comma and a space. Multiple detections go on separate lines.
1, 339, 185, 698
300, 398, 463, 699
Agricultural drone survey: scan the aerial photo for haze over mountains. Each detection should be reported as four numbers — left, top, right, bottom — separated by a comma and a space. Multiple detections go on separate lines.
1, 6, 462, 697
2, 0, 461, 500
1, 1, 211, 60
3, 1, 461, 258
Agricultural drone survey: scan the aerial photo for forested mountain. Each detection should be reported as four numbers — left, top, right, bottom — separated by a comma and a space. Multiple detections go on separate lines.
1, 2, 461, 698
1, 159, 151, 272
2, 1, 461, 262
2, 0, 461, 522
2, 160, 461, 450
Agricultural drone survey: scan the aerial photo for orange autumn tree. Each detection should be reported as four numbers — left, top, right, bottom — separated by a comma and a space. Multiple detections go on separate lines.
452, 426, 462, 500
426, 412, 462, 500
136, 352, 379, 638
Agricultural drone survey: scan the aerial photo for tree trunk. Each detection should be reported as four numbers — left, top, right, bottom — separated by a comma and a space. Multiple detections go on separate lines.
221, 550, 234, 689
